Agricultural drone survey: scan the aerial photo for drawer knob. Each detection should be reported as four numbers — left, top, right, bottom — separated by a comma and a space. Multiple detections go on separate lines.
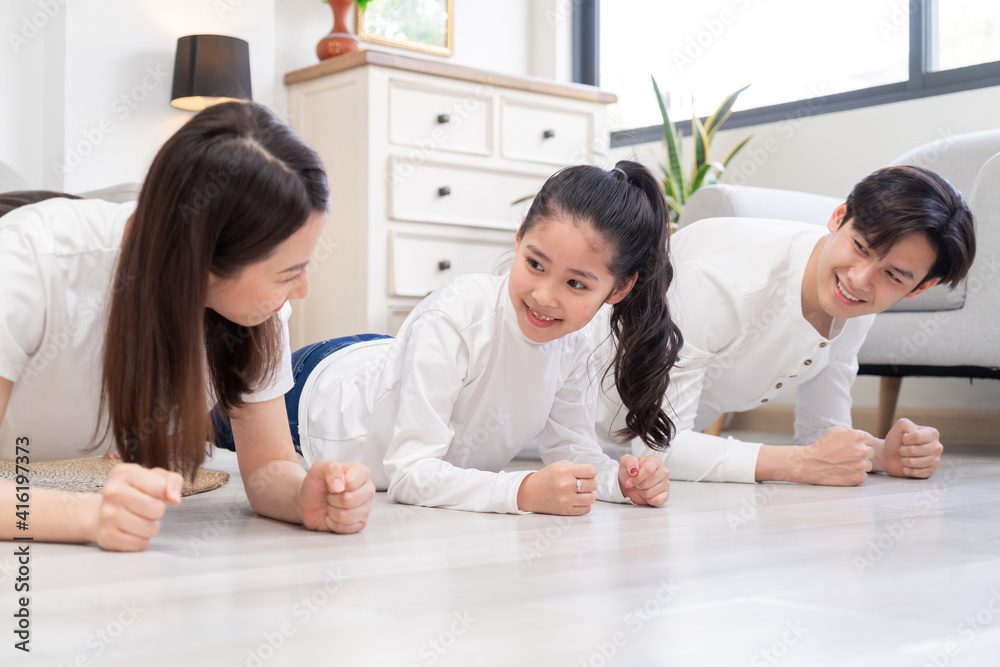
542, 128, 556, 139
437, 113, 451, 124
438, 260, 452, 271
437, 186, 451, 197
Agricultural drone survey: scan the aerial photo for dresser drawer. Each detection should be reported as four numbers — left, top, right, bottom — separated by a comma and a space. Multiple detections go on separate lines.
388, 231, 510, 298
500, 100, 593, 166
389, 158, 545, 230
386, 307, 412, 335
388, 81, 492, 156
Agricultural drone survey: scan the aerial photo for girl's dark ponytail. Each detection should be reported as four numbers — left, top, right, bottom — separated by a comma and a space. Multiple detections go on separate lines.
519, 160, 682, 450
606, 161, 682, 450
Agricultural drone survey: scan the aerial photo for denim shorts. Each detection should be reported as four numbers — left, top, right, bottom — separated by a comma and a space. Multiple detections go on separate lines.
213, 334, 392, 456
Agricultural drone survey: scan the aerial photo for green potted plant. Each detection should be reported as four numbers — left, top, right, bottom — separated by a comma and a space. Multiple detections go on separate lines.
652, 76, 752, 226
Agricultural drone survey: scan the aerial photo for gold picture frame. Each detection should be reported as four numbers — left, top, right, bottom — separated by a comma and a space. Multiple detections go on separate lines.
356, 0, 454, 58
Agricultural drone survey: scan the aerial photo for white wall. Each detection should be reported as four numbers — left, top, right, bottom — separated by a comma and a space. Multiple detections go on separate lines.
274, 0, 540, 114
1, 0, 278, 192
612, 85, 1000, 411
1, 0, 60, 191
1, 0, 540, 191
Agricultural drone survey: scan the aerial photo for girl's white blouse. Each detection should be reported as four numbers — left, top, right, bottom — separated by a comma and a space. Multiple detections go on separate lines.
300, 273, 627, 514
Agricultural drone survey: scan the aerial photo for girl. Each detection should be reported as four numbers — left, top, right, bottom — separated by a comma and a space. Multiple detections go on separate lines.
232, 161, 682, 514
0, 101, 374, 551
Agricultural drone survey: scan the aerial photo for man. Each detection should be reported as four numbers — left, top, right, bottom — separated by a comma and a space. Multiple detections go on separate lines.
594, 165, 976, 485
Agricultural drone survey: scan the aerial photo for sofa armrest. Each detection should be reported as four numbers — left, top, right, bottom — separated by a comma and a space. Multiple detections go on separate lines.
0, 160, 29, 193
75, 182, 142, 203
678, 184, 843, 229
965, 153, 1000, 316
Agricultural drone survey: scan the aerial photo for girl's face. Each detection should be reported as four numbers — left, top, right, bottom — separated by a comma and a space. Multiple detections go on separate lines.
509, 217, 635, 344
206, 210, 327, 327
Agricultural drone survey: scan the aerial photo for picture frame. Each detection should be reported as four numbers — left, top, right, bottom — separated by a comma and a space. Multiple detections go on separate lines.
357, 0, 454, 58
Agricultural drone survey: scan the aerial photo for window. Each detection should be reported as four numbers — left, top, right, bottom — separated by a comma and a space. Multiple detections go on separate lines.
931, 0, 1000, 71
582, 0, 1000, 145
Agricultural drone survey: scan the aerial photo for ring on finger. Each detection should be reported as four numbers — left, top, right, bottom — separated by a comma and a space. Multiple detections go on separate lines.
576, 478, 582, 493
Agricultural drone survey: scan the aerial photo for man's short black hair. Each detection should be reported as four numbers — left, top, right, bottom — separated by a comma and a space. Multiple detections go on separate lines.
843, 165, 975, 288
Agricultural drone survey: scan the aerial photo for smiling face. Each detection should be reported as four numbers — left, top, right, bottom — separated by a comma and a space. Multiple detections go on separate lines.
806, 203, 938, 328
205, 209, 327, 327
509, 217, 635, 344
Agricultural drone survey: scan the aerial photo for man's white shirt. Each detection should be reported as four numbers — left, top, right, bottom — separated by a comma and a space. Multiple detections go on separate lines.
593, 218, 876, 483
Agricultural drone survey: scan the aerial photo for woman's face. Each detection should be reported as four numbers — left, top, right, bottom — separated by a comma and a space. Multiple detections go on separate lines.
205, 210, 327, 326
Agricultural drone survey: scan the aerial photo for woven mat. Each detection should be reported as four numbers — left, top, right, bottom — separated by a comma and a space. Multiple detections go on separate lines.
0, 457, 229, 496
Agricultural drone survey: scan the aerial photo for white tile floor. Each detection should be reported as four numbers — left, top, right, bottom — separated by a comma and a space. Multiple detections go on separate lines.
6, 435, 1000, 667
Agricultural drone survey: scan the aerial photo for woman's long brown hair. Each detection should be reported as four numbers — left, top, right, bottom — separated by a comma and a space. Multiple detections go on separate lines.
98, 102, 328, 478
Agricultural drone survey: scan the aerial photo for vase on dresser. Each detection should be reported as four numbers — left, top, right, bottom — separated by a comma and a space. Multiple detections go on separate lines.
316, 0, 361, 60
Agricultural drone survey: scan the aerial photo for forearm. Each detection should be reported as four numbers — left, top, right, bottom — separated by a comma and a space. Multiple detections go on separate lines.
0, 478, 99, 544
755, 445, 806, 483
640, 430, 762, 483
759, 425, 875, 486
240, 459, 307, 525
388, 459, 528, 514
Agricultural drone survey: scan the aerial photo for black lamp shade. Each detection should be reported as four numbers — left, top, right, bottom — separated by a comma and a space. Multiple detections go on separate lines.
170, 34, 252, 111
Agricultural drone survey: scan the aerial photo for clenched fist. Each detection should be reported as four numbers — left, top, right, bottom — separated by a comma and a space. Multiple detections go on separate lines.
297, 461, 376, 534
800, 425, 875, 486
517, 461, 597, 515
96, 464, 183, 552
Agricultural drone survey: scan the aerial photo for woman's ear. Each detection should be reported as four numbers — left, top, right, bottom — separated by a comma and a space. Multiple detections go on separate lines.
606, 273, 638, 305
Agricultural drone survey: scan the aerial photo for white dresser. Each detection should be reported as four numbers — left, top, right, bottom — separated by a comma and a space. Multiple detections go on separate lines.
284, 50, 616, 348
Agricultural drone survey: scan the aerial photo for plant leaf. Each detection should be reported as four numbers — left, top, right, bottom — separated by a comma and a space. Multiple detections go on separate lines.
689, 162, 716, 193
691, 113, 710, 188
664, 194, 682, 222
721, 135, 753, 168
652, 76, 686, 202
662, 176, 681, 206
705, 83, 751, 139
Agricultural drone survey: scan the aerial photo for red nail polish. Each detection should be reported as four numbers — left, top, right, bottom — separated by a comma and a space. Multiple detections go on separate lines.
629, 466, 639, 475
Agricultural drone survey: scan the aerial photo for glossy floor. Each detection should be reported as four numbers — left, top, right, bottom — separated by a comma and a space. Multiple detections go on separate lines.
7, 437, 1000, 667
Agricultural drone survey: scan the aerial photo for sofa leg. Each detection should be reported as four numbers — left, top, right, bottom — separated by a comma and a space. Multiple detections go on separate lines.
877, 377, 902, 438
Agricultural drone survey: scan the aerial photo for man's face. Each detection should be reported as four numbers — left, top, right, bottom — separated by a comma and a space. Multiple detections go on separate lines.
815, 204, 939, 320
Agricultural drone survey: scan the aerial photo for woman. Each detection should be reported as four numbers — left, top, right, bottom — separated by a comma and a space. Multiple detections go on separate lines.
0, 102, 374, 551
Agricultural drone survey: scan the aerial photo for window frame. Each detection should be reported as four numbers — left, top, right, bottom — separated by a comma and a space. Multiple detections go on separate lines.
580, 0, 1000, 148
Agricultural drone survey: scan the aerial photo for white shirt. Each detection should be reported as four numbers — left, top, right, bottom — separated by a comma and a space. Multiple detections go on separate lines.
0, 198, 294, 462
300, 273, 627, 514
594, 218, 876, 483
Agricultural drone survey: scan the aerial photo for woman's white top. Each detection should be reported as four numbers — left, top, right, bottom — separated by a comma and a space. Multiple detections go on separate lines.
0, 198, 294, 462
300, 273, 627, 514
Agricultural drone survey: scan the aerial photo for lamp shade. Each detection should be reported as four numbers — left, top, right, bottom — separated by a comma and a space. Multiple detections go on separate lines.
170, 34, 252, 111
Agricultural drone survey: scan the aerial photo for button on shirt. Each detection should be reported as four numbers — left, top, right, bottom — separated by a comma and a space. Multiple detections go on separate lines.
593, 218, 875, 483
